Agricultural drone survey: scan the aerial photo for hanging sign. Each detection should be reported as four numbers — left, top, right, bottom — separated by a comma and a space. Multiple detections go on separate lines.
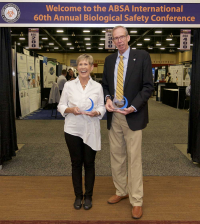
180, 29, 191, 51
105, 29, 115, 50
28, 28, 39, 49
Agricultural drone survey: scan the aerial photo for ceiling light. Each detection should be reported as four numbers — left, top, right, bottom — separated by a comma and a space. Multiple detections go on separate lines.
25, 46, 29, 49
86, 47, 91, 49
86, 43, 91, 45
17, 43, 21, 45
83, 30, 90, 33
19, 37, 25, 40
98, 47, 103, 49
137, 43, 142, 46
144, 38, 150, 41
99, 43, 104, 45
148, 47, 153, 49
156, 43, 161, 46
132, 47, 136, 49
66, 43, 72, 45
57, 29, 64, 33
169, 44, 175, 46
100, 38, 105, 40
177, 48, 180, 49
160, 48, 165, 50
166, 38, 172, 41
42, 37, 48, 40
70, 47, 74, 49
54, 47, 59, 49
102, 30, 106, 33
190, 44, 193, 46
130, 30, 137, 33
49, 43, 54, 45
84, 38, 90, 40
155, 30, 162, 33
62, 38, 68, 40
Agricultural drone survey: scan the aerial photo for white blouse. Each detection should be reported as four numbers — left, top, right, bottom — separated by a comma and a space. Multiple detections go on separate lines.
57, 77, 106, 151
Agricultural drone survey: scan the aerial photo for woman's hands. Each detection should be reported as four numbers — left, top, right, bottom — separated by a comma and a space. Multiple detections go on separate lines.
64, 107, 100, 117
84, 110, 100, 117
64, 107, 82, 115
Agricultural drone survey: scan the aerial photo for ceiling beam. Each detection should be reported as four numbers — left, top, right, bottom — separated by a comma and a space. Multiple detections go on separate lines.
41, 28, 66, 51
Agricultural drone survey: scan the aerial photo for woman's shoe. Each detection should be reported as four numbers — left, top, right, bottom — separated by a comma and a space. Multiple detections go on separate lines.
74, 197, 82, 210
83, 198, 92, 210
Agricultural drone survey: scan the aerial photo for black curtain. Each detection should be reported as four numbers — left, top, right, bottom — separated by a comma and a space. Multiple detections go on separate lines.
188, 29, 200, 163
0, 28, 18, 166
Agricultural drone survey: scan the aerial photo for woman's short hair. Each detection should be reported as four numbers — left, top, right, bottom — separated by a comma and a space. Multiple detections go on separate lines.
76, 54, 94, 66
111, 26, 128, 38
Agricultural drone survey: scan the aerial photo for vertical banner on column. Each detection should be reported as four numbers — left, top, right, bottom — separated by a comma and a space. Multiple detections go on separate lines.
105, 29, 115, 50
180, 29, 191, 51
28, 28, 39, 49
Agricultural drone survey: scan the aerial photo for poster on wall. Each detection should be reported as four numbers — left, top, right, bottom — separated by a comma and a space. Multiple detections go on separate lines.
17, 53, 27, 73
17, 53, 41, 117
35, 57, 40, 74
43, 57, 48, 88
19, 90, 30, 117
27, 55, 35, 73
18, 72, 28, 91
183, 65, 191, 86
170, 65, 183, 86
43, 61, 56, 88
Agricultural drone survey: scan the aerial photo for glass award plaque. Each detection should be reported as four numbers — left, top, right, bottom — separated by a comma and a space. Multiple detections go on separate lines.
113, 96, 128, 110
78, 98, 94, 113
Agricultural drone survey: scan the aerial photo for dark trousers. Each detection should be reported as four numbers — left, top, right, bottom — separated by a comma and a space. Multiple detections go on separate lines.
65, 133, 97, 199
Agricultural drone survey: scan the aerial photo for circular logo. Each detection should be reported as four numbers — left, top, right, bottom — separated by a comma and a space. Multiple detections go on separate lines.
49, 67, 55, 75
1, 3, 20, 23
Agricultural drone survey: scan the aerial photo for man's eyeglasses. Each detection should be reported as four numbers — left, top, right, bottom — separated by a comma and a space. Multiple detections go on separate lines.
112, 35, 127, 41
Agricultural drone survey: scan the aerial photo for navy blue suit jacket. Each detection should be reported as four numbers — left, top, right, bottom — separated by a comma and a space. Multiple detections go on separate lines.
102, 49, 154, 131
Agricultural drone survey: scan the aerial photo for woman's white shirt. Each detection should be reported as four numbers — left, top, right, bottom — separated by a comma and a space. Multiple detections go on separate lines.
57, 77, 106, 151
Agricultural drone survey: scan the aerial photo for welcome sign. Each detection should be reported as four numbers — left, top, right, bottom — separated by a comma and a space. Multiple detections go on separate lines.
0, 2, 200, 26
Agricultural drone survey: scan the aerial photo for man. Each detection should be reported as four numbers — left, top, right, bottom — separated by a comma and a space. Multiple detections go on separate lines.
57, 69, 67, 95
165, 72, 171, 83
102, 26, 153, 219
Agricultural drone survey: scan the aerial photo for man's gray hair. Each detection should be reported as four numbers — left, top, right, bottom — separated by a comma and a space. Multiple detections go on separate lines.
111, 26, 129, 38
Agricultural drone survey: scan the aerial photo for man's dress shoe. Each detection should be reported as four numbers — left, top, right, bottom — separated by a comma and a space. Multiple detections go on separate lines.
132, 206, 143, 219
107, 194, 129, 204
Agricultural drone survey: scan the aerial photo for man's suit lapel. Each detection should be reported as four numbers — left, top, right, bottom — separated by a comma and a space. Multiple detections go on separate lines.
124, 50, 137, 90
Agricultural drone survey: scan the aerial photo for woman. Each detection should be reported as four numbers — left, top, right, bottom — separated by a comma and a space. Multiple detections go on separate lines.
58, 54, 106, 210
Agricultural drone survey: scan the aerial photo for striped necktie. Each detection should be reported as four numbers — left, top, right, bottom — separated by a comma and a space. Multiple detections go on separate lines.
116, 55, 124, 100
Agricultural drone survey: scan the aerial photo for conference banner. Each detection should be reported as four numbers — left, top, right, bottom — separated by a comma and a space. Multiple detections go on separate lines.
0, 2, 200, 26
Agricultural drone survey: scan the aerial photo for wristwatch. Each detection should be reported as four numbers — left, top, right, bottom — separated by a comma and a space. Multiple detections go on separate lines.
106, 96, 111, 102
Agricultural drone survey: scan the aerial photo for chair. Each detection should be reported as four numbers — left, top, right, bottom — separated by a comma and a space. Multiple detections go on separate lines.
48, 82, 60, 118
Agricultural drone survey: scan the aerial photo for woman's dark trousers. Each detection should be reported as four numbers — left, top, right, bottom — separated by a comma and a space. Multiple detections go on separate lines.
65, 132, 96, 199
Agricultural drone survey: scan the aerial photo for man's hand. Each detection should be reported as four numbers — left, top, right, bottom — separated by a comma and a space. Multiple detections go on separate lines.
105, 98, 114, 112
116, 106, 135, 115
